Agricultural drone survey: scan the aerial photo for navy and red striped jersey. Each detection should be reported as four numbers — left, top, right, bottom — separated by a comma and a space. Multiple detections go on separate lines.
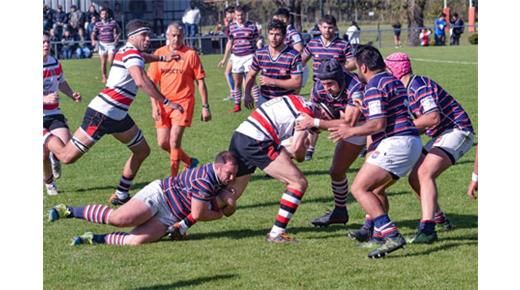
93, 20, 120, 43
406, 75, 473, 137
228, 21, 259, 56
161, 163, 223, 221
250, 45, 303, 99
303, 36, 353, 77
43, 55, 64, 117
285, 25, 303, 47
362, 71, 419, 151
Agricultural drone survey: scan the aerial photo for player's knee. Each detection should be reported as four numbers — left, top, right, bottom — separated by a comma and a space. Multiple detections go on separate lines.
417, 165, 435, 180
108, 214, 132, 227
157, 139, 169, 151
290, 176, 308, 192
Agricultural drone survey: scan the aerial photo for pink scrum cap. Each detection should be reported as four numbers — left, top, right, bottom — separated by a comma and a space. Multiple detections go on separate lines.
384, 52, 412, 80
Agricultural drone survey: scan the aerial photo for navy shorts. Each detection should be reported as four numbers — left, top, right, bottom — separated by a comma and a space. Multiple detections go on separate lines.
80, 107, 135, 141
43, 114, 69, 131
228, 132, 281, 177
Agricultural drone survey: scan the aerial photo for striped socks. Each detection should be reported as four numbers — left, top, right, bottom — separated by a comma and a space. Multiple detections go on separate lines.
70, 204, 113, 224
91, 232, 130, 245
115, 175, 134, 199
270, 187, 305, 236
232, 89, 242, 105
419, 220, 436, 235
434, 210, 447, 224
373, 214, 399, 239
252, 85, 261, 102
331, 177, 348, 209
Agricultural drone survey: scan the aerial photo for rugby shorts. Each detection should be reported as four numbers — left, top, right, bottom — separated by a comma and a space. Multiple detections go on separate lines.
228, 131, 281, 177
80, 107, 135, 141
133, 180, 177, 227
98, 41, 117, 56
366, 135, 422, 179
43, 114, 69, 131
155, 98, 195, 128
424, 128, 474, 164
230, 54, 254, 74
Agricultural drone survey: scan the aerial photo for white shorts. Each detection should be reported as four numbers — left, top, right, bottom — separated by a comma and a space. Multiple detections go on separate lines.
133, 180, 177, 227
231, 54, 254, 73
367, 135, 422, 178
98, 41, 117, 56
343, 122, 367, 146
424, 128, 474, 164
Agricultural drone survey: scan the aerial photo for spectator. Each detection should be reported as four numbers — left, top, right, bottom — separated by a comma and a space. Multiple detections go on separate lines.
86, 15, 98, 41
43, 5, 55, 31
392, 21, 402, 48
75, 27, 92, 59
53, 5, 69, 37
450, 12, 465, 45
85, 4, 99, 23
113, 2, 124, 31
152, 0, 165, 36
49, 28, 62, 56
419, 28, 432, 46
60, 30, 75, 59
345, 21, 361, 51
434, 13, 447, 46
182, 2, 201, 47
68, 5, 85, 34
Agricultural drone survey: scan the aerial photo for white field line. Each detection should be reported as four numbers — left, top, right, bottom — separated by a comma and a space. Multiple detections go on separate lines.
411, 58, 477, 65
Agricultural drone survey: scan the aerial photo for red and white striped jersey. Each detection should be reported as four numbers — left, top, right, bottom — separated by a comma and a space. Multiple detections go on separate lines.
88, 43, 144, 120
235, 95, 314, 144
43, 55, 64, 117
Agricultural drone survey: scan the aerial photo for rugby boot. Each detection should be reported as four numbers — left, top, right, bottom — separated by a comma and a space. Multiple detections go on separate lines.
48, 204, 71, 222
188, 157, 199, 169
167, 223, 188, 241
70, 232, 95, 246
230, 104, 241, 112
407, 231, 438, 244
50, 153, 61, 179
311, 208, 349, 227
109, 193, 131, 206
347, 226, 373, 243
45, 182, 59, 196
368, 233, 406, 259
357, 237, 385, 249
436, 218, 454, 232
265, 232, 298, 244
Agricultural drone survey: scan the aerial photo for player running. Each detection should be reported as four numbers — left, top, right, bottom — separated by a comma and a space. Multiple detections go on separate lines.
217, 5, 259, 112
385, 52, 474, 243
243, 20, 303, 108
294, 59, 365, 227
45, 20, 183, 205
48, 151, 238, 246
91, 8, 121, 84
43, 31, 82, 196
329, 46, 422, 258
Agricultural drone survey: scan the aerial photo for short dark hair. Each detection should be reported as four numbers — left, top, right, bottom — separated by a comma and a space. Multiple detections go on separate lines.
224, 6, 235, 14
235, 5, 245, 13
215, 151, 238, 166
354, 45, 386, 71
453, 12, 459, 17
274, 8, 290, 19
126, 19, 151, 35
267, 19, 287, 36
100, 8, 109, 14
318, 15, 337, 26
43, 31, 50, 38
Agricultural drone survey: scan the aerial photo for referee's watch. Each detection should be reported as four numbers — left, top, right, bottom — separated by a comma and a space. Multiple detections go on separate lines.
202, 104, 210, 110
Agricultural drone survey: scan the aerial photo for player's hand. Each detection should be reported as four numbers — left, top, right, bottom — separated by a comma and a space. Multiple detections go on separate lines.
72, 92, 81, 102
295, 113, 314, 131
165, 101, 184, 113
244, 93, 255, 109
201, 107, 212, 122
43, 92, 59, 104
163, 51, 181, 62
151, 106, 161, 121
217, 59, 226, 68
167, 222, 188, 241
259, 76, 274, 86
328, 124, 353, 142
466, 180, 478, 200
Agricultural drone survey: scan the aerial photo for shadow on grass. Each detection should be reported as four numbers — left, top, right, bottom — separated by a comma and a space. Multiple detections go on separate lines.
133, 273, 238, 290
250, 168, 360, 182
387, 240, 478, 259
65, 182, 150, 194
397, 213, 478, 230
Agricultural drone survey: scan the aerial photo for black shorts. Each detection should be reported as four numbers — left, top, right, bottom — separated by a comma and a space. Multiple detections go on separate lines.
43, 114, 69, 131
228, 132, 281, 177
80, 107, 135, 141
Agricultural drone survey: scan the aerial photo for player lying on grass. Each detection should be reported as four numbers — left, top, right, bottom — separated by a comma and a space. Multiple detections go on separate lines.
48, 151, 238, 246
385, 52, 474, 244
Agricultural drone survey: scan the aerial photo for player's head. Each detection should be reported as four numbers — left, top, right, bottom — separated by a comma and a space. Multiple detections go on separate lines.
126, 20, 152, 51
214, 151, 239, 185
166, 21, 184, 49
43, 32, 50, 57
267, 20, 286, 49
316, 58, 346, 95
354, 45, 386, 83
385, 52, 412, 80
234, 6, 245, 24
100, 8, 109, 21
273, 8, 290, 24
224, 6, 235, 21
318, 15, 337, 40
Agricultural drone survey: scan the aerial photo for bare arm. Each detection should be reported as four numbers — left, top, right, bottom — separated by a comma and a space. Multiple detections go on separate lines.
413, 111, 440, 133
58, 81, 81, 102
191, 198, 224, 221
328, 117, 386, 142
218, 39, 233, 67
259, 74, 302, 90
344, 59, 357, 71
293, 42, 304, 53
287, 128, 309, 162
196, 79, 211, 121
243, 69, 259, 109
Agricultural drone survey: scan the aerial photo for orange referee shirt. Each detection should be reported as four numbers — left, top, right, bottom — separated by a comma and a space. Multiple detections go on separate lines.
147, 45, 206, 102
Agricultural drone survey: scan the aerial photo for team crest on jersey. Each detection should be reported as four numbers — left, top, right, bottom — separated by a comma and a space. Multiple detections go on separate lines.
43, 79, 53, 91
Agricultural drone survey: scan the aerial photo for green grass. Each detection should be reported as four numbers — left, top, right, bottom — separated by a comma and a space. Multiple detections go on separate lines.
44, 45, 477, 289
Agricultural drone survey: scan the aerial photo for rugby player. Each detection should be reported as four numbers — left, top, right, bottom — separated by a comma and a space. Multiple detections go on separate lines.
91, 8, 121, 84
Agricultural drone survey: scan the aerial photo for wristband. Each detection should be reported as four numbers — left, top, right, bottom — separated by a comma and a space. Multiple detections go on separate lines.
313, 118, 320, 128
159, 55, 166, 61
472, 172, 478, 182
202, 104, 210, 109
163, 99, 171, 106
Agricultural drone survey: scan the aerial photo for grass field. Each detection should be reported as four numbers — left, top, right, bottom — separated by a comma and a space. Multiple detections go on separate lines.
44, 45, 478, 289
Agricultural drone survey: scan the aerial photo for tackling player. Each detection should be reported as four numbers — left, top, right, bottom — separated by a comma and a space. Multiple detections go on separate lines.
48, 151, 238, 246
45, 20, 183, 205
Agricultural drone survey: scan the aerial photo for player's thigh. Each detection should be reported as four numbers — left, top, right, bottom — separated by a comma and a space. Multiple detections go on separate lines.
351, 161, 393, 194
419, 148, 453, 179
51, 127, 72, 144
330, 141, 363, 175
110, 198, 154, 227
127, 216, 168, 245
263, 149, 306, 188
107, 52, 115, 63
